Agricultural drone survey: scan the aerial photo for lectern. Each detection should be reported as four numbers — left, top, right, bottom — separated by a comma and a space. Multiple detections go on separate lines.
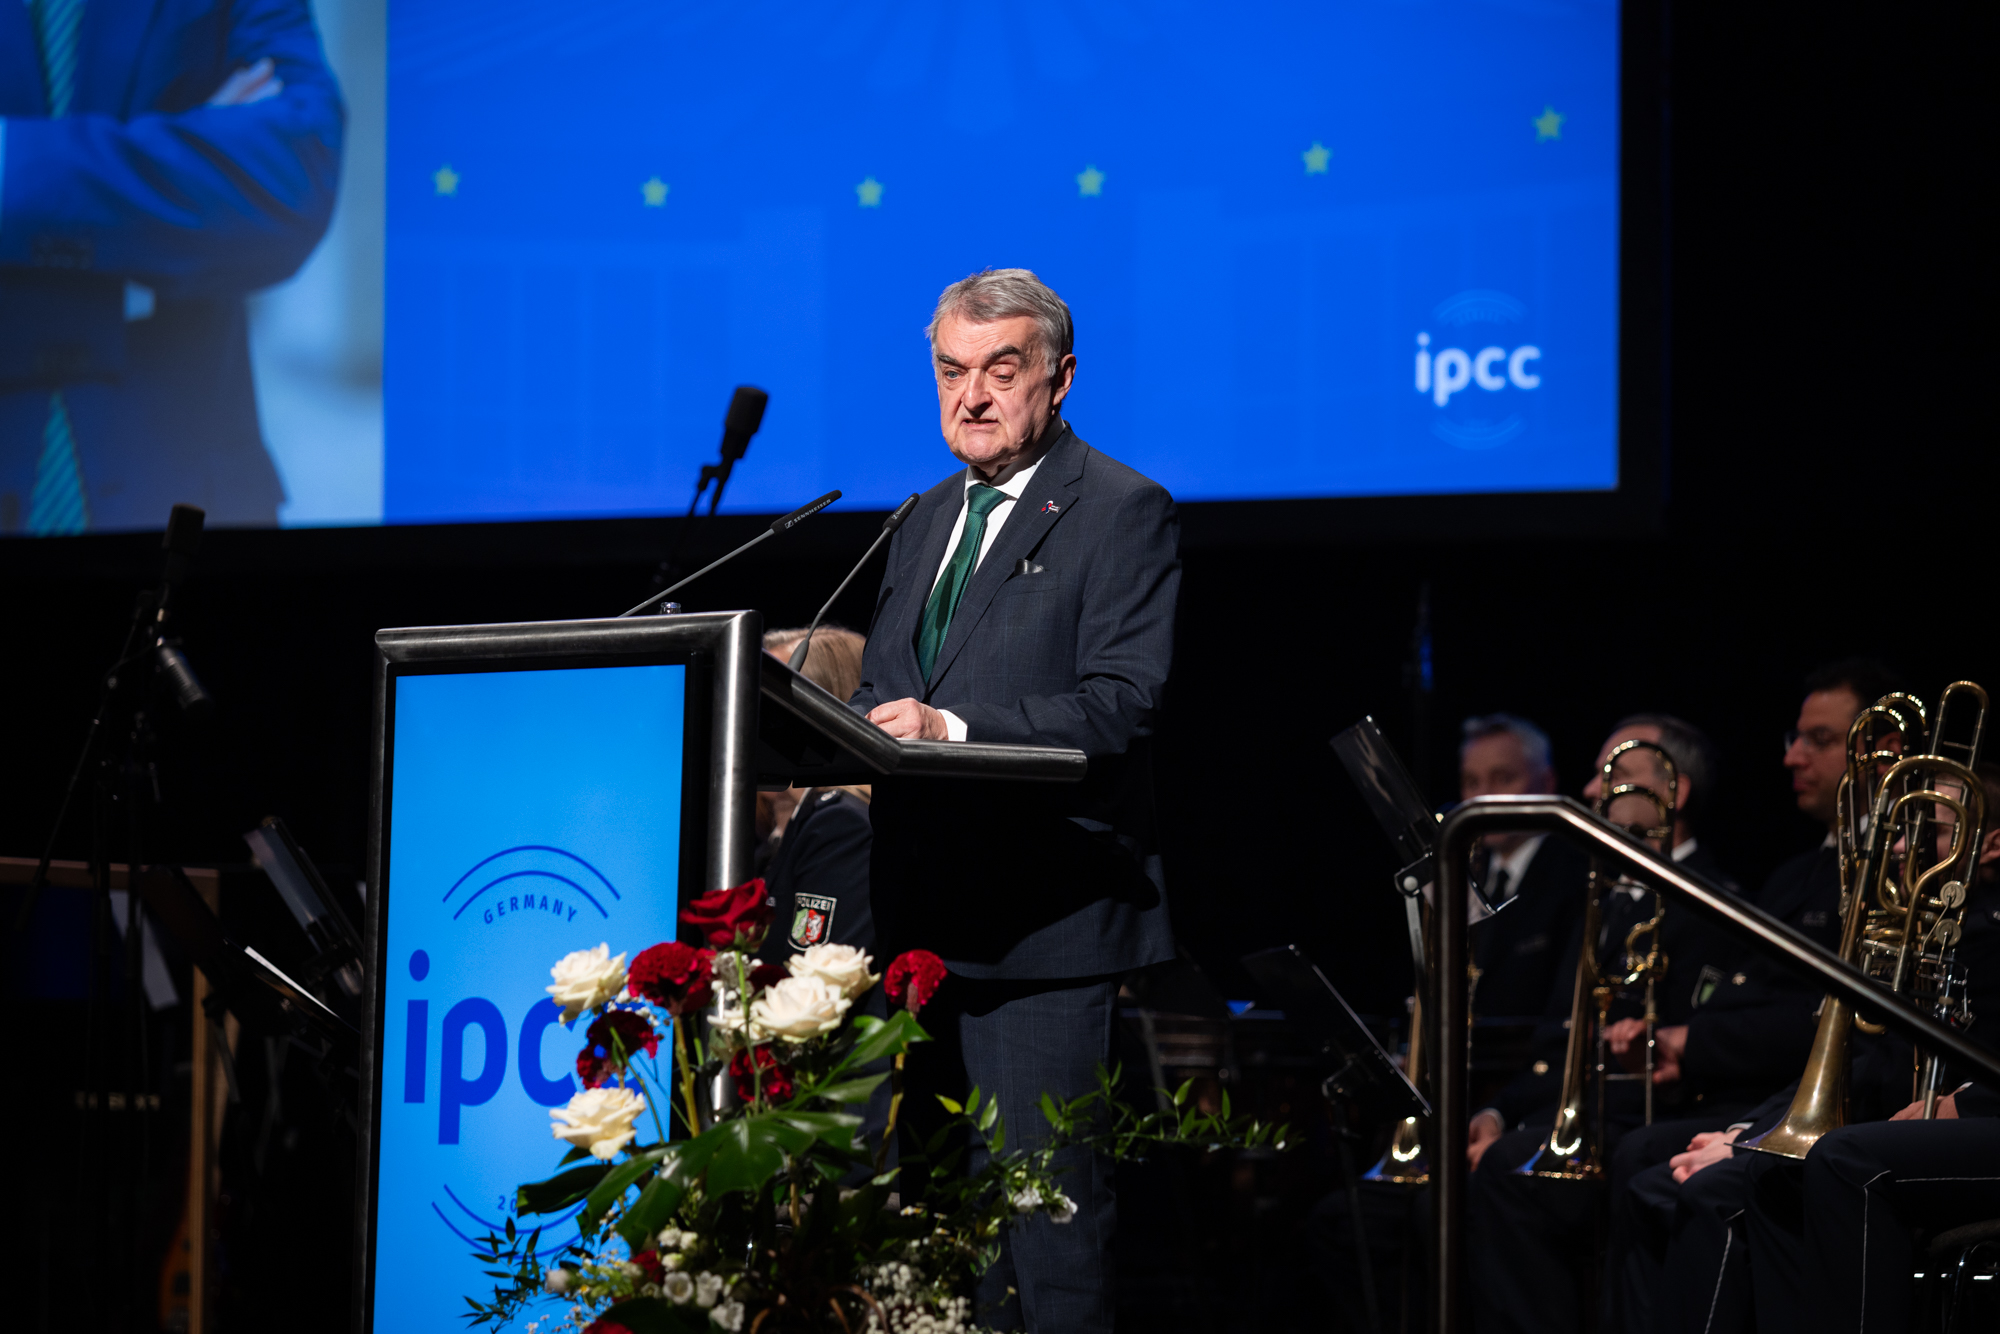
353, 611, 1084, 1332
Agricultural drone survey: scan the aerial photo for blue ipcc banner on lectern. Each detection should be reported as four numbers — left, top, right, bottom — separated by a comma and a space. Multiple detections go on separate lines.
372, 664, 686, 1331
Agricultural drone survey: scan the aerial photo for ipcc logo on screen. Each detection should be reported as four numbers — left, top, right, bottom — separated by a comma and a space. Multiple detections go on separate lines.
1413, 290, 1542, 450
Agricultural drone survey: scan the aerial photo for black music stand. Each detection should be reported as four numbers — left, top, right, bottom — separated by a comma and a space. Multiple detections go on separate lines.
1243, 945, 1428, 1334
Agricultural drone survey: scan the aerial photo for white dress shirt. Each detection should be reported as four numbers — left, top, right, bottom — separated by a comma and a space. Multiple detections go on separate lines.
1486, 834, 1547, 901
925, 450, 1050, 742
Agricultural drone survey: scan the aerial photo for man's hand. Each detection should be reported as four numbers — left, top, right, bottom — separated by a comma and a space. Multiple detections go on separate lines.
867, 698, 949, 741
1890, 1093, 1959, 1120
1468, 1110, 1505, 1170
1669, 1127, 1741, 1182
1605, 1019, 1687, 1084
208, 57, 284, 107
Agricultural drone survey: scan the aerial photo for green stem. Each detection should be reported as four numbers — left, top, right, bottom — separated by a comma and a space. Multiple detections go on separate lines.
673, 1019, 702, 1137
875, 1050, 905, 1173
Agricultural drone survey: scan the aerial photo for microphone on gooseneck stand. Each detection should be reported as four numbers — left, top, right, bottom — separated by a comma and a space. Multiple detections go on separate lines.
618, 489, 842, 618
659, 386, 771, 588
788, 493, 920, 674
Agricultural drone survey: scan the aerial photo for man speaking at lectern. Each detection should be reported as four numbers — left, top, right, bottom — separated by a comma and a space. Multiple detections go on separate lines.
852, 268, 1180, 1331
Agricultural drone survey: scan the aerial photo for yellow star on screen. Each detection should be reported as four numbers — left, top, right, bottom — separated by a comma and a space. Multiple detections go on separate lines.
1533, 105, 1565, 141
855, 176, 883, 207
1302, 142, 1331, 174
1075, 164, 1105, 197
433, 164, 459, 196
641, 176, 670, 207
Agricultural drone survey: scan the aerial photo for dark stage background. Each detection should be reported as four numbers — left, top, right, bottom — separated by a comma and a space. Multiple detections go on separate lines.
1, 6, 1988, 1330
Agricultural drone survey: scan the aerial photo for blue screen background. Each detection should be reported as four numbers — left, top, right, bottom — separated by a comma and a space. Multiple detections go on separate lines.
384, 0, 1618, 521
373, 665, 686, 1331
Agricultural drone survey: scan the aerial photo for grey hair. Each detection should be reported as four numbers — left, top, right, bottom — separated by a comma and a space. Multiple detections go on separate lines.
1461, 713, 1553, 776
926, 268, 1074, 379
1610, 713, 1719, 822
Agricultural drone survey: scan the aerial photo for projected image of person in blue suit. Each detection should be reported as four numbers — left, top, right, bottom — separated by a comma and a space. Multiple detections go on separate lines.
0, 0, 344, 533
374, 664, 686, 1333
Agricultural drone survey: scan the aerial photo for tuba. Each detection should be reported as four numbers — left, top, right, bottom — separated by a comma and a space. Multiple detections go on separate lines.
1516, 739, 1679, 1179
1740, 682, 1988, 1159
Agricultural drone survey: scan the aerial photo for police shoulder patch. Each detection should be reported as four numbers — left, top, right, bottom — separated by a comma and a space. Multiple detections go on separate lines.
789, 894, 837, 950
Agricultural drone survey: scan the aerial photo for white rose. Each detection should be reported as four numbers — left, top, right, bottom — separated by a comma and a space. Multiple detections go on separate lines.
663, 1272, 696, 1304
549, 1086, 645, 1160
711, 1300, 746, 1331
547, 943, 628, 1023
694, 1272, 725, 1308
749, 974, 852, 1042
786, 943, 878, 999
543, 1268, 571, 1294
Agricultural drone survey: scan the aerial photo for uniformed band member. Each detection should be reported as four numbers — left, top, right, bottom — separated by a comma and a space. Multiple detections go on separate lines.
1463, 714, 1593, 1020
1469, 714, 1789, 1334
1608, 759, 2000, 1334
758, 626, 876, 962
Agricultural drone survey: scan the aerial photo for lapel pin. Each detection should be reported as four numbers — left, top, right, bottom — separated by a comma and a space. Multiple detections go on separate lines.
1041, 500, 1061, 513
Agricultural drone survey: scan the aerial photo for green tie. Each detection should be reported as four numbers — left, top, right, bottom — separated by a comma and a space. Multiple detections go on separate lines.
915, 483, 1005, 682
27, 0, 91, 536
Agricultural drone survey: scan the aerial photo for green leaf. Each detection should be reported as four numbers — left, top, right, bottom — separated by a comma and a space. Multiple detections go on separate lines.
616, 1135, 728, 1248
517, 1161, 612, 1215
701, 1114, 819, 1196
580, 1149, 667, 1234
977, 1097, 999, 1134
1173, 1079, 1192, 1107
833, 1009, 931, 1074
802, 1073, 887, 1104
965, 1087, 982, 1118
559, 1144, 594, 1166
936, 1095, 963, 1115
1221, 1089, 1232, 1120
1040, 1092, 1061, 1127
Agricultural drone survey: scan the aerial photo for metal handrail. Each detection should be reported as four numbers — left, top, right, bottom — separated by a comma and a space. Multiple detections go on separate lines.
1431, 794, 2000, 1334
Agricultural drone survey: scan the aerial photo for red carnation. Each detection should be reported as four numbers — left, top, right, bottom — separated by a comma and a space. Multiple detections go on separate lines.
749, 962, 789, 989
729, 1044, 796, 1104
680, 879, 774, 950
885, 950, 947, 1015
575, 1009, 660, 1089
629, 1249, 666, 1285
628, 941, 715, 1016
584, 1321, 634, 1334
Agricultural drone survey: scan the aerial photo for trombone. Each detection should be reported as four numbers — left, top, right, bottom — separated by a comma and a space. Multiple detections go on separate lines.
1516, 739, 1679, 1180
1740, 682, 1988, 1159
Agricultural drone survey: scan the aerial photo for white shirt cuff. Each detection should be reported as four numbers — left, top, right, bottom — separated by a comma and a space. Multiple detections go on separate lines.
938, 709, 968, 743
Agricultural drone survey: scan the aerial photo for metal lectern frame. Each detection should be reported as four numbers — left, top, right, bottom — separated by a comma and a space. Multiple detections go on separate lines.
1430, 794, 2000, 1334
353, 611, 1087, 1331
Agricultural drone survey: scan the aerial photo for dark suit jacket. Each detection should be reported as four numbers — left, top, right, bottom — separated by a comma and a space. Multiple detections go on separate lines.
1472, 835, 1592, 1019
1489, 843, 1749, 1128
757, 788, 876, 961
1, 0, 342, 529
850, 424, 1180, 981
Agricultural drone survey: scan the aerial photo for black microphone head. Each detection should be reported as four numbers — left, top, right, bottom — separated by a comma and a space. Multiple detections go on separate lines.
882, 493, 921, 533
770, 489, 840, 535
719, 386, 769, 461
164, 504, 205, 556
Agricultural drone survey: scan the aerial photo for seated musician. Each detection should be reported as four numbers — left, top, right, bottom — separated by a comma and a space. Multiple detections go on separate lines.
1609, 756, 2000, 1334
1468, 713, 1773, 1334
1463, 714, 1592, 1021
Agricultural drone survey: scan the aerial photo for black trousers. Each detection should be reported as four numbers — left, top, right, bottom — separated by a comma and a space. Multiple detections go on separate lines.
1601, 1116, 1750, 1334
1801, 1118, 2000, 1334
900, 975, 1120, 1334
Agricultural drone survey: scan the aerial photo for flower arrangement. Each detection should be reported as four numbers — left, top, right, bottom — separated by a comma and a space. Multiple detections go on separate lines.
464, 880, 1285, 1334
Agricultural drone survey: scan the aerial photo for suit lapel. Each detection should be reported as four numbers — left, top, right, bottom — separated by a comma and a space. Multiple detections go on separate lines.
76, 0, 162, 117
0, 4, 49, 116
924, 427, 1086, 693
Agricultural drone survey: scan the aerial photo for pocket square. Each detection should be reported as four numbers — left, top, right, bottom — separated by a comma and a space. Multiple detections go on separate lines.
1012, 558, 1046, 576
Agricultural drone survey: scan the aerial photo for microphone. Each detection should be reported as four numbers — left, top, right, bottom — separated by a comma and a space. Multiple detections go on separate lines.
788, 493, 919, 673
705, 387, 770, 516
619, 490, 840, 618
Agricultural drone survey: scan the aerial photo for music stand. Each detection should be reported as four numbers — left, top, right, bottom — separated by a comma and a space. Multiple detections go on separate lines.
1243, 944, 1426, 1334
